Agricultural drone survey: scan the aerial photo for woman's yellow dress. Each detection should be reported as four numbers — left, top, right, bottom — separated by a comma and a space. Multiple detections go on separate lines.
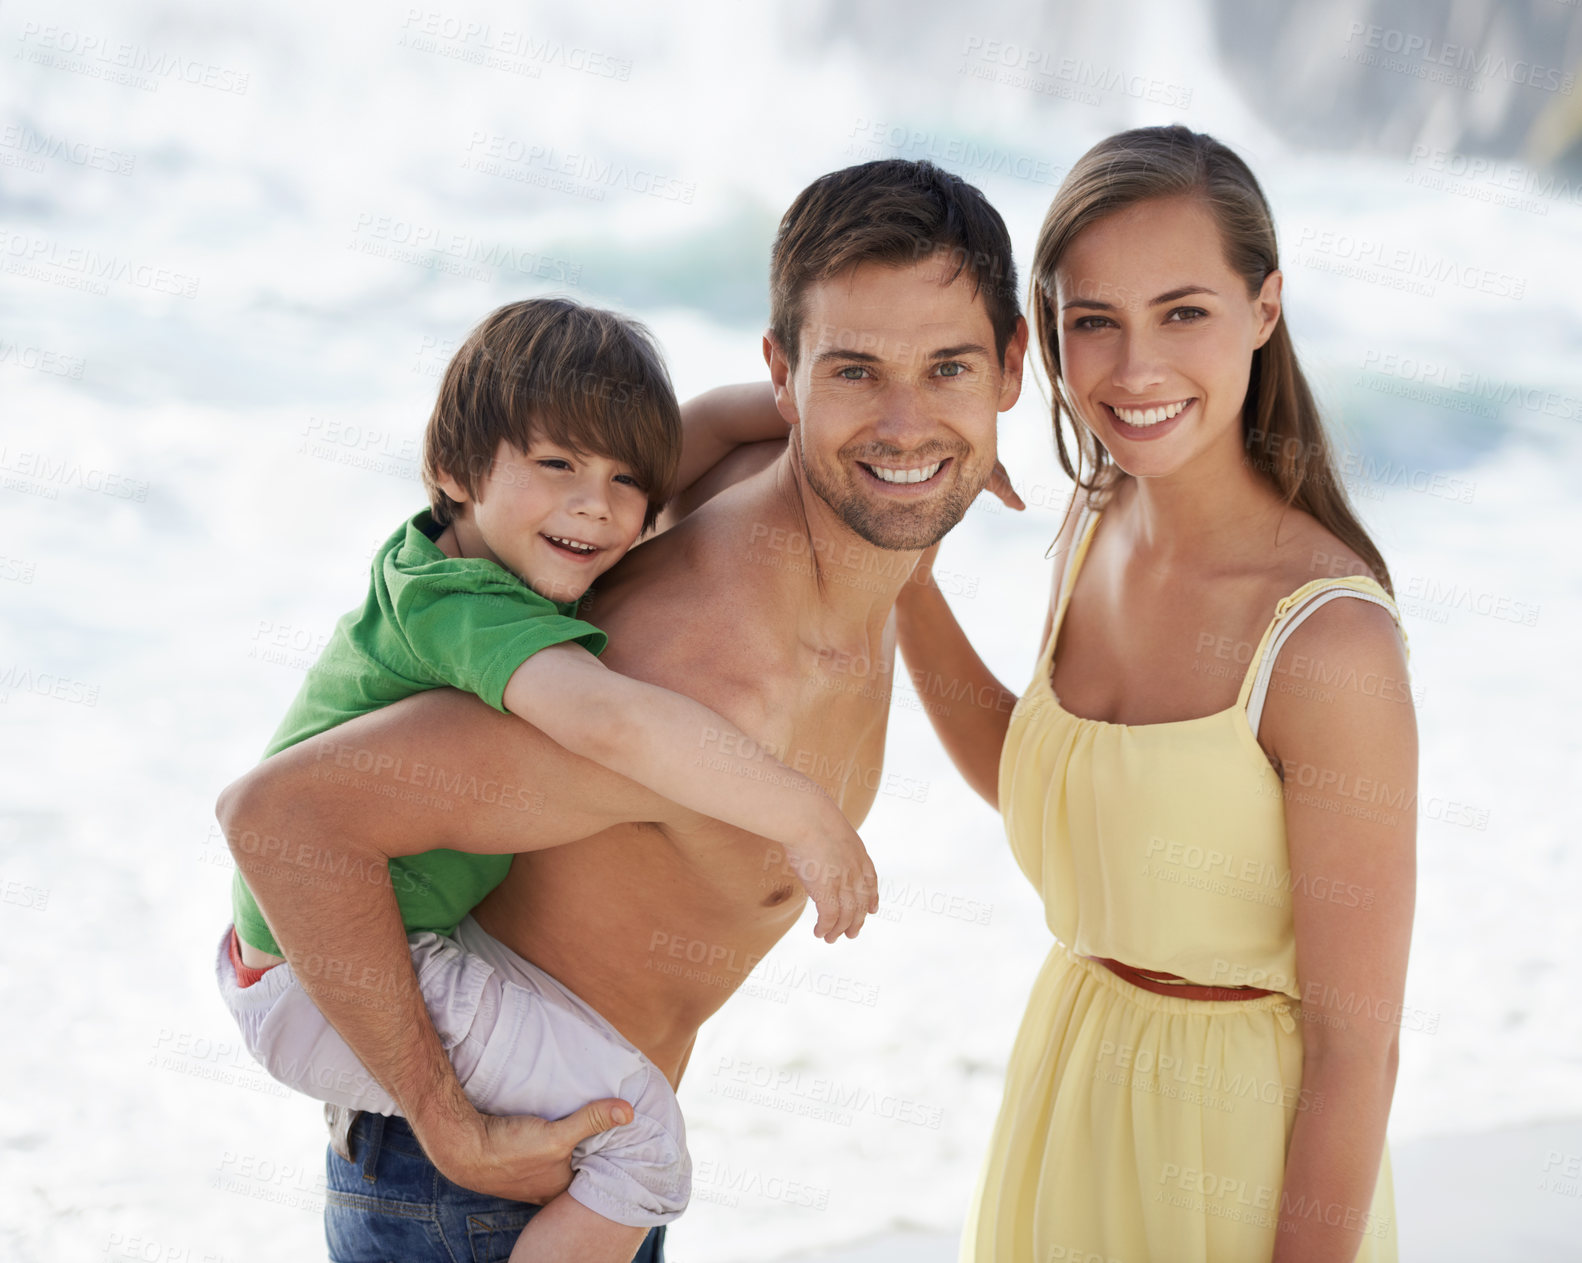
962, 508, 1401, 1262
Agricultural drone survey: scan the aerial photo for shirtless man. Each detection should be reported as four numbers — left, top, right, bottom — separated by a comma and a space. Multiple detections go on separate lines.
219, 158, 1027, 1260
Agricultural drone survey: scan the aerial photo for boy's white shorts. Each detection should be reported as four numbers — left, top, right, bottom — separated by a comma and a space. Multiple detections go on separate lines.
215, 915, 689, 1227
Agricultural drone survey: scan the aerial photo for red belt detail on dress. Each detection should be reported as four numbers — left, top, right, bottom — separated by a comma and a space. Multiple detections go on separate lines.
1088, 956, 1278, 1002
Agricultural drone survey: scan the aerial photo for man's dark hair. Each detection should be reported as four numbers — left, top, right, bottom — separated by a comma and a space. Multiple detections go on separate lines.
769, 159, 1020, 366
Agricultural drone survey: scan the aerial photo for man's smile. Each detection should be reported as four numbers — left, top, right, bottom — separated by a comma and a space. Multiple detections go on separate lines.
855, 457, 952, 491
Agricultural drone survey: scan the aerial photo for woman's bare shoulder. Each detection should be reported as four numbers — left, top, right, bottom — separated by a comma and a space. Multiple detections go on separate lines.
1268, 505, 1381, 594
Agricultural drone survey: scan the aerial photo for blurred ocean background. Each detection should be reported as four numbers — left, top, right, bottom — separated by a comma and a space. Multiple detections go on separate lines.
2, 0, 1580, 1259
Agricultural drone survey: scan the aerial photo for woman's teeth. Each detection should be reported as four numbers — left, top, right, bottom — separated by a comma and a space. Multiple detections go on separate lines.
868, 461, 943, 484
1112, 400, 1191, 427
547, 535, 597, 554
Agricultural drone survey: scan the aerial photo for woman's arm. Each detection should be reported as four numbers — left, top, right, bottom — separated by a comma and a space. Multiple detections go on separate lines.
893, 560, 1019, 809
1261, 601, 1417, 1263
503, 644, 877, 940
893, 498, 1079, 809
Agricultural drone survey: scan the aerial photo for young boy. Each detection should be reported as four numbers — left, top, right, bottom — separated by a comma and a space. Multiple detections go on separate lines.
217, 298, 878, 1262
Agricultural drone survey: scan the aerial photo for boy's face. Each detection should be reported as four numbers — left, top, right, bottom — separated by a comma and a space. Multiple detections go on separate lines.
437, 438, 649, 603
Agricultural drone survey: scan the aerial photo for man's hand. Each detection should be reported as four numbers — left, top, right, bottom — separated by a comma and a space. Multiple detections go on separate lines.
982, 460, 1024, 510
425, 1098, 636, 1203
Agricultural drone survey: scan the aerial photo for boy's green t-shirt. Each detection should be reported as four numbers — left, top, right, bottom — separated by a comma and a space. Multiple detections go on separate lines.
231, 510, 608, 954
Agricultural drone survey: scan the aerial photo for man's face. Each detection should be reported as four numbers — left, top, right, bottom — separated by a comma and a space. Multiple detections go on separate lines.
771, 254, 1026, 551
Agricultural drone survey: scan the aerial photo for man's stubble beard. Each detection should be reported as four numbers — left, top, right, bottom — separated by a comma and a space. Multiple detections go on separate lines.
794, 425, 985, 552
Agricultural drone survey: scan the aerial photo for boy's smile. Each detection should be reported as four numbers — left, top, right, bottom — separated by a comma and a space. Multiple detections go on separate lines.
435, 439, 649, 603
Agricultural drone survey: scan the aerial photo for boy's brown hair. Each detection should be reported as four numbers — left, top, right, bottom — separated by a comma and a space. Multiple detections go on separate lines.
422, 298, 681, 533
769, 159, 1020, 367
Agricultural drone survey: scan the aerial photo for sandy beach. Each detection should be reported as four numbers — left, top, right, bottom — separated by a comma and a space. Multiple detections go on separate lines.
777, 1120, 1582, 1263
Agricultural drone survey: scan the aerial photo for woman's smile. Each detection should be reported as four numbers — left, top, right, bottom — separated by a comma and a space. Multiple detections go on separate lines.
1101, 397, 1197, 442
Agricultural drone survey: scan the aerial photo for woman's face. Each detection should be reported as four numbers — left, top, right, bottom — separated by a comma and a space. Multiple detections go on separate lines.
1053, 194, 1282, 482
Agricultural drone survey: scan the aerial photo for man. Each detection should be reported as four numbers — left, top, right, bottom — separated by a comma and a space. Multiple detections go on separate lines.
219, 158, 1027, 1260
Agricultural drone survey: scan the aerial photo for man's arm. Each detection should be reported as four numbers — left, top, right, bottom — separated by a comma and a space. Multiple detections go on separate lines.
218, 686, 699, 1201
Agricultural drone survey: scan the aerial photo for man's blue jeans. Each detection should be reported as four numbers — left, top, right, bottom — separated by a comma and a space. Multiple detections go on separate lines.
324, 1112, 668, 1262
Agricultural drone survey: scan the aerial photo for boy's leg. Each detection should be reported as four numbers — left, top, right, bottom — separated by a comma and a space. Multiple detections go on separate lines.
219, 922, 684, 1249
215, 924, 493, 1113
506, 1192, 648, 1263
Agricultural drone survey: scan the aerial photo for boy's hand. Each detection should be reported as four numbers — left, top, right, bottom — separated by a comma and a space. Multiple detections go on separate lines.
783, 815, 880, 943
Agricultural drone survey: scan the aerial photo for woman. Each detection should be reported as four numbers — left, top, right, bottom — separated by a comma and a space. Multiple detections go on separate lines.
896, 126, 1414, 1261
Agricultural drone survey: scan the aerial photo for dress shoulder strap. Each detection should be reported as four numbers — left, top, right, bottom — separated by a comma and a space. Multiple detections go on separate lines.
1042, 501, 1102, 666
1238, 575, 1407, 737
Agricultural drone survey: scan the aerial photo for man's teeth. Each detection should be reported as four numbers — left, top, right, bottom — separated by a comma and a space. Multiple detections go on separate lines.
548, 536, 597, 554
1113, 400, 1190, 428
868, 461, 943, 485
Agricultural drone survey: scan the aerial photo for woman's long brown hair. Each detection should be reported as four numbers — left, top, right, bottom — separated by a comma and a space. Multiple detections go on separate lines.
1031, 125, 1392, 594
